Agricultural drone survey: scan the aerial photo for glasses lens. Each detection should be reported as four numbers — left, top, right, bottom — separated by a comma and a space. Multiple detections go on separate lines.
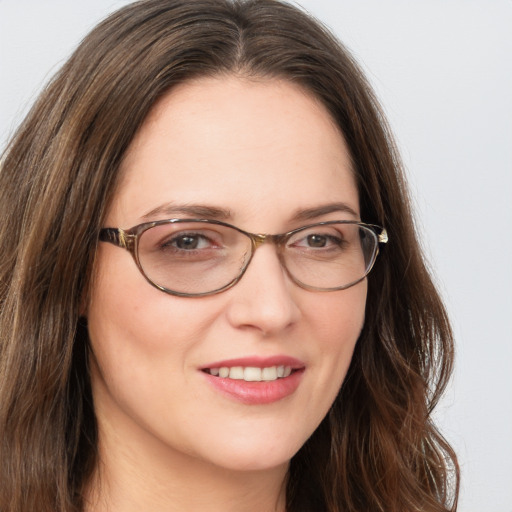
137, 221, 252, 295
283, 223, 378, 290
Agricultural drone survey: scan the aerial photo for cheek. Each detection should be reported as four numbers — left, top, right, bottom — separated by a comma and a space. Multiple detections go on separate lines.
302, 282, 366, 409
87, 246, 217, 356
309, 281, 367, 349
85, 250, 226, 446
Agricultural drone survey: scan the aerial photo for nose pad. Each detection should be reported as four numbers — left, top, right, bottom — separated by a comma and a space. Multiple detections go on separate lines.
225, 244, 301, 335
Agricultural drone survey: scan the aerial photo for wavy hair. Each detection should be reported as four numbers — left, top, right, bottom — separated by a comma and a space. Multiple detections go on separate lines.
0, 1, 459, 510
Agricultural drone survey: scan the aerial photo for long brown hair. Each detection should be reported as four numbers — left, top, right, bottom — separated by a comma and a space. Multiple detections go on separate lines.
0, 1, 459, 511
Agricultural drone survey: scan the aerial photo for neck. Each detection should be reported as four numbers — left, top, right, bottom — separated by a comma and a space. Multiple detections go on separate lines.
84, 411, 288, 512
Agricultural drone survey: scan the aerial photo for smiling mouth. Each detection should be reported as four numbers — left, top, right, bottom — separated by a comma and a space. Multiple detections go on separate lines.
203, 365, 295, 382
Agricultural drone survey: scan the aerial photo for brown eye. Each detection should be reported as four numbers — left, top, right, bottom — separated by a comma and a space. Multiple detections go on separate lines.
173, 234, 203, 250
307, 234, 327, 247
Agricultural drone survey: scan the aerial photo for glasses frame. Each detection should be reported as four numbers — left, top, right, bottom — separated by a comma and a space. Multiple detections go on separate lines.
99, 218, 388, 297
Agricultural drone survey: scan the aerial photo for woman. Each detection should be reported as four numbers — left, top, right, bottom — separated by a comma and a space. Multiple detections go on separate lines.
0, 1, 459, 511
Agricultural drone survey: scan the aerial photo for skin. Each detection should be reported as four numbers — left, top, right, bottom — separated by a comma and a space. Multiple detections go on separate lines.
86, 76, 367, 512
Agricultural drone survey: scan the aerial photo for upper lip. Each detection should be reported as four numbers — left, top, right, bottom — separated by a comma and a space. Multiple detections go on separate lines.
200, 355, 305, 370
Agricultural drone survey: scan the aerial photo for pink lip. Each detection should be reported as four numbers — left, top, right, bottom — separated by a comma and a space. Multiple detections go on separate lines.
200, 355, 305, 405
201, 355, 305, 370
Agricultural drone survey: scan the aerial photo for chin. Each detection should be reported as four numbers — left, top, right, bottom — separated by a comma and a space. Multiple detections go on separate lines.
210, 452, 292, 473
195, 430, 306, 473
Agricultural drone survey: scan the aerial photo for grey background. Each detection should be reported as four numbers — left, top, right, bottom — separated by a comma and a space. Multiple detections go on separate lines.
1, 1, 511, 510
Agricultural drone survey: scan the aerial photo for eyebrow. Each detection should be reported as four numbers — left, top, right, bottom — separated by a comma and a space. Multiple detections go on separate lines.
290, 202, 359, 222
141, 202, 232, 221
141, 201, 359, 222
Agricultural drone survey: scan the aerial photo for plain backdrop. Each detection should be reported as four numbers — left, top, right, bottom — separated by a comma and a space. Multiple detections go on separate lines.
1, 1, 511, 511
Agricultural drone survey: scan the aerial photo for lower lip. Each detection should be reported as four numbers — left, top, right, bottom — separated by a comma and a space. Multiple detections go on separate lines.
202, 370, 304, 405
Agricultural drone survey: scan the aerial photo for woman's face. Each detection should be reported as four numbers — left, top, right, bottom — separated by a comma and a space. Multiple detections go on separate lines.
87, 77, 366, 474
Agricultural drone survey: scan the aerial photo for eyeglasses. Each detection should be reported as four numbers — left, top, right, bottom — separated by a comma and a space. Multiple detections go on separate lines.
99, 219, 388, 297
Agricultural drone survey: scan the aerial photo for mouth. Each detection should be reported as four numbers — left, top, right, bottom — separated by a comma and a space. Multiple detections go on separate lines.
202, 365, 295, 382
200, 356, 305, 404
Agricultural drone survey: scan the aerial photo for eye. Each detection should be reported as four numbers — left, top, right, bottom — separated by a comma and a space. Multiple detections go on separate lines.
163, 232, 216, 251
291, 232, 344, 249
305, 234, 330, 248
140, 223, 236, 261
170, 233, 210, 250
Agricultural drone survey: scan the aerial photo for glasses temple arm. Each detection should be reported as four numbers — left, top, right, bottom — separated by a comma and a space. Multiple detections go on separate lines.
99, 228, 131, 249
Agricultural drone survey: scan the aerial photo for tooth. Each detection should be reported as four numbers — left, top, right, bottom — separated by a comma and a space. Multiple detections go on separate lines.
277, 365, 285, 378
219, 367, 229, 378
244, 367, 262, 382
283, 366, 292, 377
261, 366, 277, 381
209, 368, 219, 376
229, 366, 244, 380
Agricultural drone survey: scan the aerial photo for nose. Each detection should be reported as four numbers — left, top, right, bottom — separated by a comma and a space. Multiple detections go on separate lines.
225, 244, 301, 336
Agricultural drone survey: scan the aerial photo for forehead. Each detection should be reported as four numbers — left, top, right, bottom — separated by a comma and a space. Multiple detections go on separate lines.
111, 76, 358, 229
